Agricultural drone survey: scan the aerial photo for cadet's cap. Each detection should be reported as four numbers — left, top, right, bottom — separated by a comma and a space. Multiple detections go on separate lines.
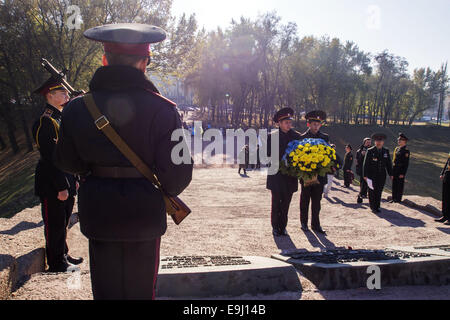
306, 110, 327, 123
371, 133, 387, 141
346, 144, 353, 150
398, 133, 409, 141
274, 107, 294, 123
84, 23, 167, 56
33, 76, 67, 96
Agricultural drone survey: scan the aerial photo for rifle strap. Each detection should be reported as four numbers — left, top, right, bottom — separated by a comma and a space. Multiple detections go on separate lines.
82, 93, 163, 190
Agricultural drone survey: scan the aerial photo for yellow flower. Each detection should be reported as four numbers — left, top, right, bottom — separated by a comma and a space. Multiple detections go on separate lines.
311, 164, 317, 169
290, 152, 295, 157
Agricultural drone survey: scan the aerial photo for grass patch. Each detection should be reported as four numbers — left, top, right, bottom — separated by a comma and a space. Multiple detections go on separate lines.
0, 149, 40, 218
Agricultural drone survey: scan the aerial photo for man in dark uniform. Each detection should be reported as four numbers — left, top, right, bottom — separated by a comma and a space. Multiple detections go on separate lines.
356, 138, 371, 203
436, 154, 450, 225
32, 77, 83, 272
267, 108, 301, 237
343, 144, 354, 188
391, 133, 411, 203
299, 110, 329, 234
54, 24, 193, 300
363, 133, 393, 213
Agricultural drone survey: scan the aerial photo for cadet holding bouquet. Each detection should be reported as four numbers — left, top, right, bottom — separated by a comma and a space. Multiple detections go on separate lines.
280, 111, 332, 234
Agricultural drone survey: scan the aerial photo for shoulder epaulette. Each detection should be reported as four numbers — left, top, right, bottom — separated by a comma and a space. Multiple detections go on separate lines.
42, 108, 53, 118
146, 89, 177, 107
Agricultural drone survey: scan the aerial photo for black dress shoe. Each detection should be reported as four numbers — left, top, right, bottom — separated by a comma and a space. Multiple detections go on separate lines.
444, 220, 450, 226
312, 227, 327, 235
301, 224, 309, 232
66, 255, 84, 265
435, 217, 448, 223
47, 263, 79, 273
357, 196, 363, 204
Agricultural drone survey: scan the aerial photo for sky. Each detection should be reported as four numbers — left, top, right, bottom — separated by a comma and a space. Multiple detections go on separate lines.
172, 0, 449, 73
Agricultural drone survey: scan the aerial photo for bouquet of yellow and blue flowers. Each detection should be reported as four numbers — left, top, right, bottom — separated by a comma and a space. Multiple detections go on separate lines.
280, 138, 337, 186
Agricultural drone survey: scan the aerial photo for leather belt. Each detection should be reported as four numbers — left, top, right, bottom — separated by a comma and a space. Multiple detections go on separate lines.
91, 166, 144, 179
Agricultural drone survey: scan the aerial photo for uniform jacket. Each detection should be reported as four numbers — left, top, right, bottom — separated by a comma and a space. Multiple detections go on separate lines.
300, 129, 330, 185
363, 146, 393, 181
32, 104, 76, 198
392, 145, 410, 176
343, 152, 354, 171
54, 65, 193, 241
266, 129, 301, 194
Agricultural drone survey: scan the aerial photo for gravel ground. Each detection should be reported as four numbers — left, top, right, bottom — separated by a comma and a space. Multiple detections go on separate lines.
7, 167, 450, 300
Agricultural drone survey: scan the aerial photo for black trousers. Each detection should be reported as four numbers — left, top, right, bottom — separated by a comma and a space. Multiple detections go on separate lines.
443, 172, 450, 219
300, 183, 323, 228
368, 177, 385, 211
344, 171, 353, 187
359, 175, 368, 197
89, 238, 160, 300
271, 191, 293, 232
40, 196, 75, 269
392, 175, 406, 202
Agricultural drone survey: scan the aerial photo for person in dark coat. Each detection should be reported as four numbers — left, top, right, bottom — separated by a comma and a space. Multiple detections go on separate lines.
299, 110, 329, 234
238, 145, 249, 175
363, 133, 393, 213
267, 108, 301, 237
390, 133, 411, 203
54, 24, 193, 300
436, 154, 450, 225
356, 138, 372, 203
32, 76, 82, 273
343, 144, 354, 188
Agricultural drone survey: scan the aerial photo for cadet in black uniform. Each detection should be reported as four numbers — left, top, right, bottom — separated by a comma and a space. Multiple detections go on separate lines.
54, 24, 193, 300
299, 111, 329, 234
32, 77, 82, 272
267, 108, 301, 237
343, 144, 354, 188
363, 133, 393, 213
356, 138, 371, 203
436, 154, 450, 225
391, 133, 411, 203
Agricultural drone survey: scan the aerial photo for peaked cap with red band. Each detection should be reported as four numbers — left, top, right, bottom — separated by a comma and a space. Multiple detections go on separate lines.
83, 23, 166, 57
33, 76, 67, 96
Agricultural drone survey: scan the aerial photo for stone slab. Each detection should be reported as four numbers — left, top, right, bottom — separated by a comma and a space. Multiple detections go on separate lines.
156, 256, 301, 298
272, 251, 450, 291
387, 245, 450, 257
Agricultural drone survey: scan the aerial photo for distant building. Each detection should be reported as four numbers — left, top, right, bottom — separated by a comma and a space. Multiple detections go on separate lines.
147, 73, 194, 106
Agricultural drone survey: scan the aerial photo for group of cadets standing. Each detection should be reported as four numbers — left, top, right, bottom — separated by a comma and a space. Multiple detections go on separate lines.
29, 22, 450, 300
266, 107, 450, 236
